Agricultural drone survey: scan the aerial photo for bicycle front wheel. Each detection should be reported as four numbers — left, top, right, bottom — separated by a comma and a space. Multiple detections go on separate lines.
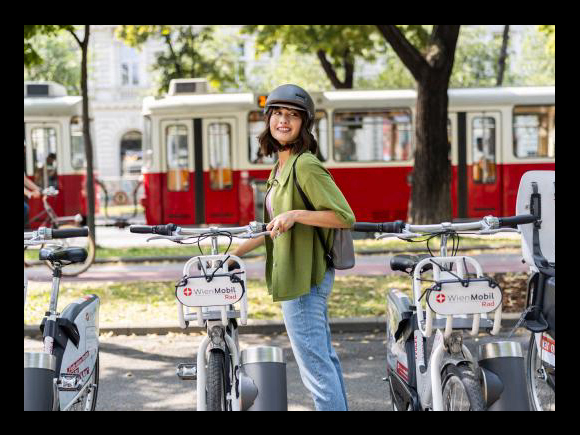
206, 350, 228, 411
44, 224, 96, 276
527, 334, 555, 411
441, 364, 485, 411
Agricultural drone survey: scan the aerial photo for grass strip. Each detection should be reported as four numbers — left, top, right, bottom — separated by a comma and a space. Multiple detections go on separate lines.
24, 273, 527, 327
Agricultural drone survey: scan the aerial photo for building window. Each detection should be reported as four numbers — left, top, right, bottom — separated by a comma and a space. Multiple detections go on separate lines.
333, 109, 413, 162
208, 123, 233, 190
166, 125, 189, 191
472, 117, 496, 184
120, 44, 140, 87
513, 106, 555, 158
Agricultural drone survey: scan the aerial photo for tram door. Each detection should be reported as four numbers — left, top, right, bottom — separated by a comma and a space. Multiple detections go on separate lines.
203, 118, 239, 224
161, 120, 196, 224
466, 112, 502, 217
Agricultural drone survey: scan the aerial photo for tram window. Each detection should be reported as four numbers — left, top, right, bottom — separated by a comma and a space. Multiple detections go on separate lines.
513, 106, 555, 158
247, 110, 328, 164
143, 116, 152, 169
166, 125, 189, 191
120, 131, 143, 176
31, 127, 58, 189
70, 116, 85, 170
472, 117, 496, 184
333, 110, 413, 162
208, 123, 233, 190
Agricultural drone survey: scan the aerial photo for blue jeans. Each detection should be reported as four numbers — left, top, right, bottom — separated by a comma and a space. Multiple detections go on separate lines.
281, 268, 348, 411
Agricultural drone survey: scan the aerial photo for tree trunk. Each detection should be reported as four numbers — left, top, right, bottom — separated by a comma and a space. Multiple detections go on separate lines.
410, 79, 453, 223
70, 26, 96, 243
496, 25, 510, 86
376, 25, 459, 224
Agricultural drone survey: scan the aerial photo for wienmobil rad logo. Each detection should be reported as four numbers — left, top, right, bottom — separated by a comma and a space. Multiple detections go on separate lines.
435, 293, 496, 303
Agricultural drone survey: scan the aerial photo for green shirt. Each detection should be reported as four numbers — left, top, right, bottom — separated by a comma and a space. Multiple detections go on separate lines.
263, 151, 355, 302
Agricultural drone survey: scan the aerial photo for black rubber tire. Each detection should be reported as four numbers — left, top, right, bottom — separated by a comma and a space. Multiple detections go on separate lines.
206, 351, 227, 411
441, 364, 485, 411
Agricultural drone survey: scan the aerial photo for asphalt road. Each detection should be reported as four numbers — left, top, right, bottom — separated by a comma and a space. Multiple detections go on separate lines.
24, 329, 530, 411
25, 253, 528, 283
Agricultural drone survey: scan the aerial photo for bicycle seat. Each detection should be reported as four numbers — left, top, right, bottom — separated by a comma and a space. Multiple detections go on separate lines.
39, 247, 88, 264
390, 254, 433, 274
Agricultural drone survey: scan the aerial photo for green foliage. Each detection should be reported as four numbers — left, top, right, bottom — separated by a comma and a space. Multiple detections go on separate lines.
116, 25, 242, 95
24, 31, 81, 94
24, 25, 76, 67
510, 26, 555, 86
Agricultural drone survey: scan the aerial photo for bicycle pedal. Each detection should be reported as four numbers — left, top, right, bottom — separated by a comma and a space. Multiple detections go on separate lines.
177, 363, 197, 380
58, 373, 82, 391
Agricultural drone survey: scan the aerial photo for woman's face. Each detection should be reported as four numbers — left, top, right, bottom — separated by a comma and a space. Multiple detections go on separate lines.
269, 107, 303, 146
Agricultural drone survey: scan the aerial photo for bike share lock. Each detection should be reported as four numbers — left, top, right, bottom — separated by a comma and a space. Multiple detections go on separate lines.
239, 346, 287, 411
24, 352, 57, 411
478, 341, 531, 411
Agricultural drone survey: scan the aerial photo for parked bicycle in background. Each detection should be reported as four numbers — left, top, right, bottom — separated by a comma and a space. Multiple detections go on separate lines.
129, 222, 289, 411
353, 213, 537, 411
24, 186, 95, 276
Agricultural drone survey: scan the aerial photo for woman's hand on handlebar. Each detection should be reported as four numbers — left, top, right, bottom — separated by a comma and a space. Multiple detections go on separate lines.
266, 211, 296, 239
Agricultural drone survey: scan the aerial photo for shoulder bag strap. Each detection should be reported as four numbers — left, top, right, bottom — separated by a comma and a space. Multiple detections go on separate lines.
292, 154, 333, 266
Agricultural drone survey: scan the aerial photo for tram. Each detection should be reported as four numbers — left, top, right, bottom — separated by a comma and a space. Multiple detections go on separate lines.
24, 81, 93, 228
140, 79, 555, 225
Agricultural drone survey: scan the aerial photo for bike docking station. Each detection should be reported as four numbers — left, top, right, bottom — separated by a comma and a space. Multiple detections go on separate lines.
379, 222, 533, 411
24, 227, 100, 411
174, 253, 288, 411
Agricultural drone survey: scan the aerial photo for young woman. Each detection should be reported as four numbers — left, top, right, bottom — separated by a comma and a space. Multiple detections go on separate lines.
231, 84, 355, 411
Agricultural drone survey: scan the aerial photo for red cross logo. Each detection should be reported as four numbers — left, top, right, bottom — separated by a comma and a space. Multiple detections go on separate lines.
436, 294, 446, 303
184, 288, 192, 296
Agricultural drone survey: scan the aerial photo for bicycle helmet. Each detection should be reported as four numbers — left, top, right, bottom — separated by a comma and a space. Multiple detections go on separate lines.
264, 84, 315, 130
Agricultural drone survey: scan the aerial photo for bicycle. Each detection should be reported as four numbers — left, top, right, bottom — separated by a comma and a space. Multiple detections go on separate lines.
353, 214, 537, 411
128, 222, 288, 411
24, 186, 96, 276
24, 226, 100, 411
514, 170, 555, 411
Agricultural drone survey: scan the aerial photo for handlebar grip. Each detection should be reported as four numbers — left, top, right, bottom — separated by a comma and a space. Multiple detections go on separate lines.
352, 220, 405, 233
52, 227, 89, 238
129, 223, 177, 235
498, 214, 537, 228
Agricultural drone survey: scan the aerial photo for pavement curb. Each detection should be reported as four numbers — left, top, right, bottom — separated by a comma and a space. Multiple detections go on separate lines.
25, 313, 523, 337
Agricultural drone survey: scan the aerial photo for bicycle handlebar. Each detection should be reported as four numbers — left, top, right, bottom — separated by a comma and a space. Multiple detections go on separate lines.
351, 214, 537, 234
52, 227, 89, 238
129, 222, 268, 237
130, 224, 177, 235
352, 221, 405, 233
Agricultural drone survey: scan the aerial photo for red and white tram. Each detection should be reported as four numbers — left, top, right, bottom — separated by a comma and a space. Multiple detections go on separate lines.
24, 81, 93, 228
140, 80, 555, 225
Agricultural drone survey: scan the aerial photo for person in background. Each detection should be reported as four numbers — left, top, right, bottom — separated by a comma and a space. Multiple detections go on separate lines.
24, 173, 41, 229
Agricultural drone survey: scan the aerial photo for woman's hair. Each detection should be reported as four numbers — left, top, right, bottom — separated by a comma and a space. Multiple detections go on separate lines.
257, 108, 318, 158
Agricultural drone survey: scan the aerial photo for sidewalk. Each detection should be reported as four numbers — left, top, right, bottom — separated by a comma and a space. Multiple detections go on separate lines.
24, 313, 522, 337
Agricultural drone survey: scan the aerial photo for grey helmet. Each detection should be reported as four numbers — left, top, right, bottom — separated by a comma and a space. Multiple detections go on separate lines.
264, 84, 315, 130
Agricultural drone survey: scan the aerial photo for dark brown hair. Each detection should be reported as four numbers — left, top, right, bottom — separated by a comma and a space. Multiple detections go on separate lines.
257, 108, 318, 159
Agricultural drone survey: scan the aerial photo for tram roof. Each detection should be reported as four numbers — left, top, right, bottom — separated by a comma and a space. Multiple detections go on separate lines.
24, 96, 83, 117
143, 86, 554, 114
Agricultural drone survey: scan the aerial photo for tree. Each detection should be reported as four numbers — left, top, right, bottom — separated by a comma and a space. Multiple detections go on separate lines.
24, 31, 81, 94
243, 25, 387, 89
115, 25, 241, 95
25, 25, 97, 242
376, 25, 460, 224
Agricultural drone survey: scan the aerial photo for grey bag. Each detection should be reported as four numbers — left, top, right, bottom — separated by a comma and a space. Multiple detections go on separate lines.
292, 156, 355, 270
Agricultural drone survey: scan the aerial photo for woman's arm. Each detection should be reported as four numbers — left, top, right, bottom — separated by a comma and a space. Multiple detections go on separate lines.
231, 235, 265, 258
266, 209, 348, 237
